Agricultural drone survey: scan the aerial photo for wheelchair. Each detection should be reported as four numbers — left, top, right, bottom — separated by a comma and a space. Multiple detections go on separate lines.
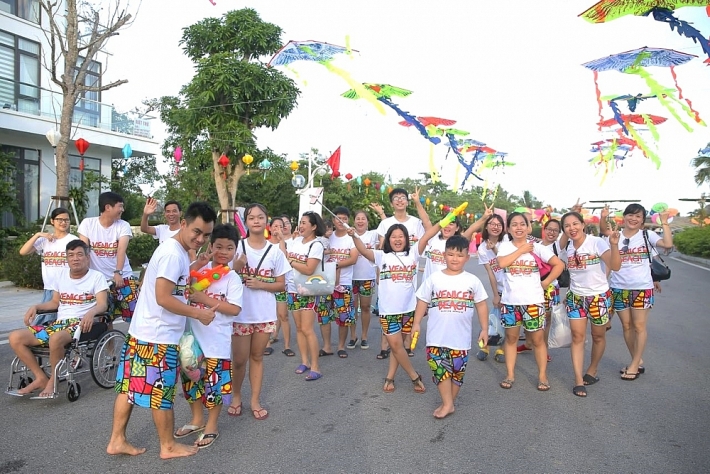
6, 311, 125, 402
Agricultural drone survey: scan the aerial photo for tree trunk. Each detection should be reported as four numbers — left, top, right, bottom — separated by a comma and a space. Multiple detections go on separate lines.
212, 150, 246, 223
55, 92, 77, 197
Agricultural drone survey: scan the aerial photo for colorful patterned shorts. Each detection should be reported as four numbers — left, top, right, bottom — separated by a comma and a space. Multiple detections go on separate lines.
544, 284, 560, 311
352, 279, 375, 297
379, 311, 414, 336
566, 289, 612, 326
426, 346, 469, 386
611, 288, 654, 311
232, 321, 277, 336
109, 277, 139, 324
330, 286, 355, 327
114, 334, 179, 410
29, 318, 81, 346
275, 291, 288, 303
181, 358, 232, 409
500, 304, 546, 331
287, 293, 331, 324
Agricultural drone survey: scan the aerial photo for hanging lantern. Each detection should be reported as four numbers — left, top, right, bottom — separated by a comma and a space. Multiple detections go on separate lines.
75, 138, 89, 171
363, 177, 371, 195
122, 143, 132, 159
356, 176, 362, 192
345, 173, 353, 180
174, 147, 183, 163
332, 170, 341, 179
289, 161, 299, 173
425, 197, 431, 208
374, 182, 381, 191
258, 158, 272, 179
218, 153, 230, 178
242, 154, 254, 175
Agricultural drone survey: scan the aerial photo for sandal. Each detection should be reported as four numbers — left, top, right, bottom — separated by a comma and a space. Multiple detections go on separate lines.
195, 432, 219, 449
573, 385, 587, 397
476, 348, 489, 361
318, 349, 334, 357
537, 381, 551, 392
337, 349, 348, 358
383, 378, 395, 393
305, 370, 322, 381
620, 366, 645, 374
376, 349, 390, 360
227, 403, 242, 417
263, 347, 274, 356
583, 374, 599, 385
411, 373, 426, 393
294, 364, 310, 374
282, 348, 295, 357
499, 379, 514, 389
252, 408, 269, 420
174, 424, 205, 438
406, 348, 415, 357
621, 370, 640, 381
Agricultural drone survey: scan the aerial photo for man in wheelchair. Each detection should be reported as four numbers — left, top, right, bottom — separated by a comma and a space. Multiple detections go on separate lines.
7, 239, 109, 398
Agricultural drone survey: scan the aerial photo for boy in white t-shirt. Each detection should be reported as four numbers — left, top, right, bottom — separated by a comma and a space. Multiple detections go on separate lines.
176, 223, 243, 449
412, 236, 489, 419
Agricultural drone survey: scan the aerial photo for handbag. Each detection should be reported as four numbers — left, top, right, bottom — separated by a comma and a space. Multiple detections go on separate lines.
292, 241, 336, 296
642, 230, 671, 282
552, 242, 571, 288
548, 304, 571, 349
531, 251, 552, 281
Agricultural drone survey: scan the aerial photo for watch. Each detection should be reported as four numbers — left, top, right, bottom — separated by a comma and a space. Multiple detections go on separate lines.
114, 269, 122, 274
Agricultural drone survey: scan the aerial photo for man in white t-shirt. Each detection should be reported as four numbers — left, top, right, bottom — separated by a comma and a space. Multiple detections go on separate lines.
7, 239, 109, 399
141, 198, 183, 243
374, 188, 428, 249
79, 191, 138, 322
107, 202, 221, 460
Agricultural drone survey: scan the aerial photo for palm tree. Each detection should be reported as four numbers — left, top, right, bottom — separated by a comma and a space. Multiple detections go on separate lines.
693, 143, 710, 186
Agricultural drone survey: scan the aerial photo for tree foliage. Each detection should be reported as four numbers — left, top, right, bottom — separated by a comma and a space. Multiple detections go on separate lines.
692, 143, 710, 187
0, 151, 23, 226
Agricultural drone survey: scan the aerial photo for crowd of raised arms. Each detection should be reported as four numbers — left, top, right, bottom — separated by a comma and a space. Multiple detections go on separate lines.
7, 188, 673, 458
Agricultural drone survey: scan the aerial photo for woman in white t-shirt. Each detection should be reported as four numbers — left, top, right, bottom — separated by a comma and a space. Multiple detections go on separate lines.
475, 213, 506, 362
287, 212, 328, 381
496, 212, 564, 392
264, 217, 295, 357
350, 210, 379, 351
230, 205, 289, 418
606, 204, 673, 381
349, 222, 440, 394
562, 211, 621, 397
19, 207, 78, 325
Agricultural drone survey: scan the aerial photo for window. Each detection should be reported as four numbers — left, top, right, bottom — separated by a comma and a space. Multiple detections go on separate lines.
73, 57, 101, 127
0, 0, 40, 24
69, 154, 101, 217
0, 146, 40, 227
0, 30, 40, 114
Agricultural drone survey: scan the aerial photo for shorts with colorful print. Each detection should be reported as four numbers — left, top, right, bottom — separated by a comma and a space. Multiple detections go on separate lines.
232, 321, 277, 336
426, 346, 469, 386
544, 284, 560, 311
275, 291, 288, 303
379, 311, 414, 336
29, 318, 81, 346
181, 357, 232, 409
500, 304, 546, 331
330, 286, 355, 327
565, 289, 612, 326
352, 279, 375, 297
287, 293, 330, 323
114, 334, 179, 410
109, 277, 139, 324
611, 288, 654, 311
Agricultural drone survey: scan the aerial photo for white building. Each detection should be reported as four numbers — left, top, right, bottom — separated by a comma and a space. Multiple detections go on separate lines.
0, 0, 159, 226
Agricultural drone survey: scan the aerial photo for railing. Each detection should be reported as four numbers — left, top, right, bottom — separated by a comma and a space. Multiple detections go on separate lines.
0, 77, 152, 139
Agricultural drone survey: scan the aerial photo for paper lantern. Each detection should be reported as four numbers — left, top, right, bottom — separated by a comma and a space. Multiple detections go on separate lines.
174, 147, 183, 163
345, 173, 353, 180
242, 154, 253, 168
74, 138, 90, 156
218, 154, 230, 168
122, 143, 132, 159
289, 161, 299, 172
364, 178, 371, 187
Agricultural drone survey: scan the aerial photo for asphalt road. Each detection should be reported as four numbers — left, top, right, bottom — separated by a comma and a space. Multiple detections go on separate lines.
0, 254, 708, 474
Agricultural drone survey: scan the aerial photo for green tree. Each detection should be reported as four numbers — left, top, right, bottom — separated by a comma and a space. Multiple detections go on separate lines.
110, 154, 161, 222
692, 143, 710, 186
150, 8, 299, 222
0, 151, 23, 226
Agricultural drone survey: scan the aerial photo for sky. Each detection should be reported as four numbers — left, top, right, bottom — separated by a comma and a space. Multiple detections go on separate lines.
103, 0, 710, 215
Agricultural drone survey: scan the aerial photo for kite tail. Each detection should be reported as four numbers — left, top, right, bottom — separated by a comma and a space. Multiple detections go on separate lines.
633, 67, 693, 132
453, 163, 461, 192
593, 71, 603, 131
379, 97, 440, 145
320, 61, 386, 115
429, 142, 439, 183
641, 114, 660, 141
285, 65, 307, 86
491, 183, 500, 204
652, 8, 710, 64
670, 66, 704, 124
627, 123, 661, 169
609, 100, 628, 135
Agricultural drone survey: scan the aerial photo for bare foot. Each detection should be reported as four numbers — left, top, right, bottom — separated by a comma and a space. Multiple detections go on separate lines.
17, 377, 48, 395
159, 442, 199, 459
433, 404, 455, 419
38, 379, 57, 398
106, 439, 147, 456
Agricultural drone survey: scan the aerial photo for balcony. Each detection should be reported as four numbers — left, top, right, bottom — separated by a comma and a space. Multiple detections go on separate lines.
0, 77, 153, 139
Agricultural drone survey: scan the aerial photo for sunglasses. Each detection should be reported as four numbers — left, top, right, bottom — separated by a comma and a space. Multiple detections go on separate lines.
621, 238, 630, 253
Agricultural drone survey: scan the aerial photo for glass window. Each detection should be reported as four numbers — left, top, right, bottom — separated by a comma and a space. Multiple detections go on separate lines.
0, 146, 40, 227
0, 31, 39, 113
69, 154, 102, 217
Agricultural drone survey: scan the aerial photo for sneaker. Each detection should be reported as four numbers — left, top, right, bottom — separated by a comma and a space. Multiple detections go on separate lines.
346, 338, 359, 350
494, 349, 505, 363
517, 344, 531, 353
360, 340, 369, 350
476, 348, 489, 361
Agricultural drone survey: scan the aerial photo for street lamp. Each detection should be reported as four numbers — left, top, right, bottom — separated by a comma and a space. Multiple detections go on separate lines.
45, 129, 61, 167
291, 151, 330, 217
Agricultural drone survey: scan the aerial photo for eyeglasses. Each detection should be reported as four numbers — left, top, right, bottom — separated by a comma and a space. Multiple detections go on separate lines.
53, 218, 70, 223
621, 238, 630, 253
488, 223, 502, 228
545, 228, 560, 234
391, 196, 408, 202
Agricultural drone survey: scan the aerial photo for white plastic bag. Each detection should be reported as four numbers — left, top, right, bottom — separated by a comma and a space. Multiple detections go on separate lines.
486, 307, 504, 345
548, 304, 571, 349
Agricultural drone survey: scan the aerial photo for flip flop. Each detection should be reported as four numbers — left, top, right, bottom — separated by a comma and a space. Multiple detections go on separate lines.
195, 433, 219, 449
537, 381, 551, 392
337, 350, 348, 358
295, 364, 310, 374
227, 403, 242, 417
583, 374, 599, 386
282, 348, 295, 357
252, 408, 269, 420
263, 347, 274, 356
499, 379, 514, 390
174, 424, 205, 438
305, 370, 322, 381
621, 371, 640, 381
318, 350, 334, 357
620, 366, 645, 374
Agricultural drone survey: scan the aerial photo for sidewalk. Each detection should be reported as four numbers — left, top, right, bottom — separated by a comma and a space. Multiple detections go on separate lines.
0, 282, 44, 334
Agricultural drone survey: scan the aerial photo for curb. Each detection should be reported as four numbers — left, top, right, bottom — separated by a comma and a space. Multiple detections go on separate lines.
675, 253, 710, 268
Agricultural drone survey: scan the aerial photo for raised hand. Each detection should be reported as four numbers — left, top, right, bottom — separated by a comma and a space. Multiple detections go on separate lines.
609, 227, 621, 246
483, 203, 494, 218
233, 252, 248, 272
194, 248, 213, 269
411, 186, 421, 202
143, 197, 158, 216
572, 197, 585, 213
601, 204, 610, 220
659, 211, 670, 225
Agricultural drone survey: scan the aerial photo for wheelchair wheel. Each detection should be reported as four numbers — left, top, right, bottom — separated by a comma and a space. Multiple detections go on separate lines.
91, 330, 124, 389
67, 382, 81, 402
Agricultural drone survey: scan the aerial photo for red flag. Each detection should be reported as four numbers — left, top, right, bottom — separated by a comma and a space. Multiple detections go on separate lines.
326, 146, 341, 179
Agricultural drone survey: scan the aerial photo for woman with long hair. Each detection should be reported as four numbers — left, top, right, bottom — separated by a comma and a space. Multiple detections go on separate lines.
264, 217, 295, 357
349, 210, 379, 351
475, 213, 506, 362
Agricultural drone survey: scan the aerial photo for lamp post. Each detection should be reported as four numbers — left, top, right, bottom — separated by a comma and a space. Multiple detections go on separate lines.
291, 151, 330, 218
45, 129, 61, 167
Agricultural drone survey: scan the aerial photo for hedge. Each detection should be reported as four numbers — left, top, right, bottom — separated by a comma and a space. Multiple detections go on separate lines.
674, 226, 710, 259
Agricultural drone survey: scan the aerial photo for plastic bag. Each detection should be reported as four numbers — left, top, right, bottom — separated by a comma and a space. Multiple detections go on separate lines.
548, 304, 571, 349
487, 307, 504, 346
179, 331, 204, 382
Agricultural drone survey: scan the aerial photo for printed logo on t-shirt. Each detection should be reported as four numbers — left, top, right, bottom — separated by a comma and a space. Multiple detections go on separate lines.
424, 248, 445, 266
287, 251, 307, 264
568, 254, 601, 270
42, 251, 68, 267
91, 241, 118, 258
487, 256, 502, 274
191, 289, 228, 309
60, 291, 97, 306
327, 248, 351, 263
237, 266, 275, 284
380, 262, 416, 283
620, 246, 649, 265
173, 275, 188, 297
504, 259, 538, 276
430, 289, 476, 312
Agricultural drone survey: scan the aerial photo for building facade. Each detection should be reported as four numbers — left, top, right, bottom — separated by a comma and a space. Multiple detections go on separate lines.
0, 0, 159, 226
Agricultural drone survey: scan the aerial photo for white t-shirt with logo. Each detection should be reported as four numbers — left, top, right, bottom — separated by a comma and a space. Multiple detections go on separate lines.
50, 268, 109, 322
376, 215, 425, 247
477, 242, 505, 290
286, 237, 324, 294
422, 234, 447, 281
78, 217, 133, 278
153, 224, 179, 244
327, 233, 356, 287
373, 247, 420, 315
352, 230, 378, 281
497, 241, 555, 305
609, 230, 660, 290
128, 238, 190, 345
33, 233, 78, 290
567, 235, 610, 296
190, 262, 243, 359
235, 241, 291, 323
416, 271, 488, 350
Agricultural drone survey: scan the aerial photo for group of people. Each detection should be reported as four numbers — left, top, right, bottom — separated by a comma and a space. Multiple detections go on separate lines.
6, 188, 673, 458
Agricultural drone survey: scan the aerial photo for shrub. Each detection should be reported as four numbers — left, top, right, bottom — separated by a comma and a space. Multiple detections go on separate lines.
0, 231, 43, 288
127, 233, 159, 268
674, 226, 710, 259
